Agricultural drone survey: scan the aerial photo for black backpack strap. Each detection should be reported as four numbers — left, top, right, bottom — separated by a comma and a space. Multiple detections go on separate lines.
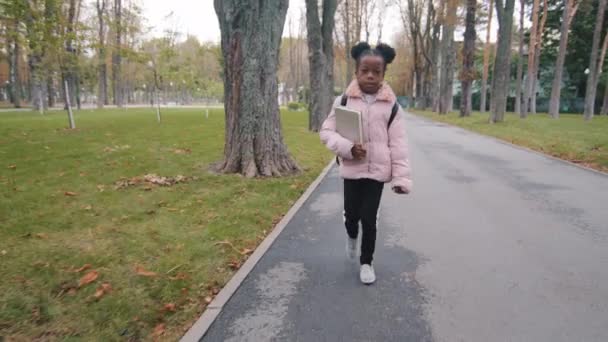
388, 102, 399, 128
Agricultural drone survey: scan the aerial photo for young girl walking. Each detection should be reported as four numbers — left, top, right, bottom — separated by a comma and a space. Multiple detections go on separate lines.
320, 42, 412, 285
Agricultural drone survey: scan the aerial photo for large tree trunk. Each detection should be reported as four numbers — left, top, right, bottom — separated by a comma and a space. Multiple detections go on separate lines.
548, 0, 577, 119
344, 0, 353, 86
63, 0, 79, 111
214, 0, 300, 177
514, 0, 524, 115
584, 0, 607, 120
431, 0, 444, 112
306, 0, 338, 132
460, 0, 477, 117
9, 21, 22, 108
521, 0, 540, 118
530, 0, 548, 115
439, 0, 457, 114
490, 0, 516, 123
112, 0, 123, 107
480, 0, 494, 113
601, 82, 608, 115
97, 0, 108, 108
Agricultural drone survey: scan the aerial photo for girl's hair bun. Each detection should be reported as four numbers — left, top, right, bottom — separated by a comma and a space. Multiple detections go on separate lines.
351, 42, 371, 60
375, 43, 396, 64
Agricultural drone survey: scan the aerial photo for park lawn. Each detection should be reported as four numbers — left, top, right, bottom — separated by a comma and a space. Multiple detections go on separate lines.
411, 110, 608, 173
0, 107, 332, 341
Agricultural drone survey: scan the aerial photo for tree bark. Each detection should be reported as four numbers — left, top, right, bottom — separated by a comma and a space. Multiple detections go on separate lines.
460, 0, 477, 117
514, 0, 524, 115
490, 0, 516, 123
601, 81, 608, 115
344, 0, 353, 86
521, 0, 540, 118
439, 0, 457, 114
214, 0, 300, 177
96, 0, 108, 108
431, 0, 444, 112
480, 0, 494, 113
9, 20, 22, 108
530, 0, 548, 115
548, 0, 576, 119
306, 0, 338, 132
112, 0, 123, 107
584, 0, 607, 120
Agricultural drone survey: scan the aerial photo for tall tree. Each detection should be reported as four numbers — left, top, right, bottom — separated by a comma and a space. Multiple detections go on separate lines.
521, 0, 540, 118
548, 0, 579, 119
306, 0, 338, 132
584, 0, 607, 120
490, 0, 516, 123
398, 0, 425, 108
480, 0, 494, 113
439, 0, 458, 114
112, 0, 123, 107
460, 0, 477, 117
214, 0, 299, 177
62, 0, 80, 111
431, 0, 444, 112
530, 0, 548, 114
514, 0, 524, 114
96, 0, 108, 107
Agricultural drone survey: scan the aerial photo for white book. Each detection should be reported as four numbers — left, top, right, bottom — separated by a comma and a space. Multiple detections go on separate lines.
335, 106, 363, 144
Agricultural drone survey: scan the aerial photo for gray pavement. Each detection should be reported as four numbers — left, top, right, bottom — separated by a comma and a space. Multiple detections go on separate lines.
200, 113, 608, 342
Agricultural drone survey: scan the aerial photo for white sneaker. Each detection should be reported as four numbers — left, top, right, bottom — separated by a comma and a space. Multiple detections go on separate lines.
346, 237, 357, 260
360, 264, 376, 284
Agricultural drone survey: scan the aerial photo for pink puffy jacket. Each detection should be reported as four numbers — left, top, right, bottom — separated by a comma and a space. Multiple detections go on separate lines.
320, 80, 412, 192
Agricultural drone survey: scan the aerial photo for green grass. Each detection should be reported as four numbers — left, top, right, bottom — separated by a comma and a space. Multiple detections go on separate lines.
412, 110, 608, 172
0, 107, 332, 340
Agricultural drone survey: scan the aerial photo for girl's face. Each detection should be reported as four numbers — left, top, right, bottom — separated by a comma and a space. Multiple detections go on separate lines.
355, 55, 385, 94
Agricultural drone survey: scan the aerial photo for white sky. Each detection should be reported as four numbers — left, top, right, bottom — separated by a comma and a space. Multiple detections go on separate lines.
142, 0, 405, 45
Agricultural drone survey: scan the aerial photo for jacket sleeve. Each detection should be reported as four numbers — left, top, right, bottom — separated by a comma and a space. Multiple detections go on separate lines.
320, 96, 354, 160
388, 106, 412, 192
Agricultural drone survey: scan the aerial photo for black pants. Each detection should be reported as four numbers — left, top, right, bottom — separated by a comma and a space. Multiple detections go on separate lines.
344, 178, 384, 265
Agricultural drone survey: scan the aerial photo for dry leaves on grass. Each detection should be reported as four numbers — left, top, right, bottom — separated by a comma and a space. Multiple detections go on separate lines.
173, 148, 192, 154
64, 191, 78, 196
214, 240, 255, 256
78, 270, 99, 287
162, 303, 176, 312
8, 164, 16, 169
135, 265, 157, 277
73, 264, 92, 273
93, 283, 112, 300
152, 323, 166, 338
114, 174, 194, 190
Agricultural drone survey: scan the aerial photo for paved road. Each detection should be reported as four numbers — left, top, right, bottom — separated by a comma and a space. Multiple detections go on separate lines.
200, 113, 608, 342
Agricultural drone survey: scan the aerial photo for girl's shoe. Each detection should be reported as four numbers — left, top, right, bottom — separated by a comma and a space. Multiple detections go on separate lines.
360, 264, 376, 284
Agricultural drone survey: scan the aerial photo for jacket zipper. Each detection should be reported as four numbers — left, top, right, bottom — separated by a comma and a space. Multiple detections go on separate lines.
366, 100, 372, 173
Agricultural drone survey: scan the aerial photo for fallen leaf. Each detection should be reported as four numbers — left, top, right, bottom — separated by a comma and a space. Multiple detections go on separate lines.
135, 265, 157, 277
96, 184, 105, 192
168, 272, 189, 281
64, 191, 77, 196
80, 172, 87, 177
82, 205, 92, 210
34, 233, 48, 239
78, 270, 99, 287
1, 250, 6, 255
93, 283, 112, 299
211, 287, 220, 295
167, 208, 179, 212
8, 164, 16, 169
228, 260, 241, 270
152, 323, 165, 338
241, 248, 254, 256
163, 303, 176, 312
204, 296, 213, 304
73, 264, 92, 273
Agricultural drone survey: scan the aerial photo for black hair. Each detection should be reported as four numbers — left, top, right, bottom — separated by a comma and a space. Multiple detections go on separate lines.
350, 42, 396, 71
